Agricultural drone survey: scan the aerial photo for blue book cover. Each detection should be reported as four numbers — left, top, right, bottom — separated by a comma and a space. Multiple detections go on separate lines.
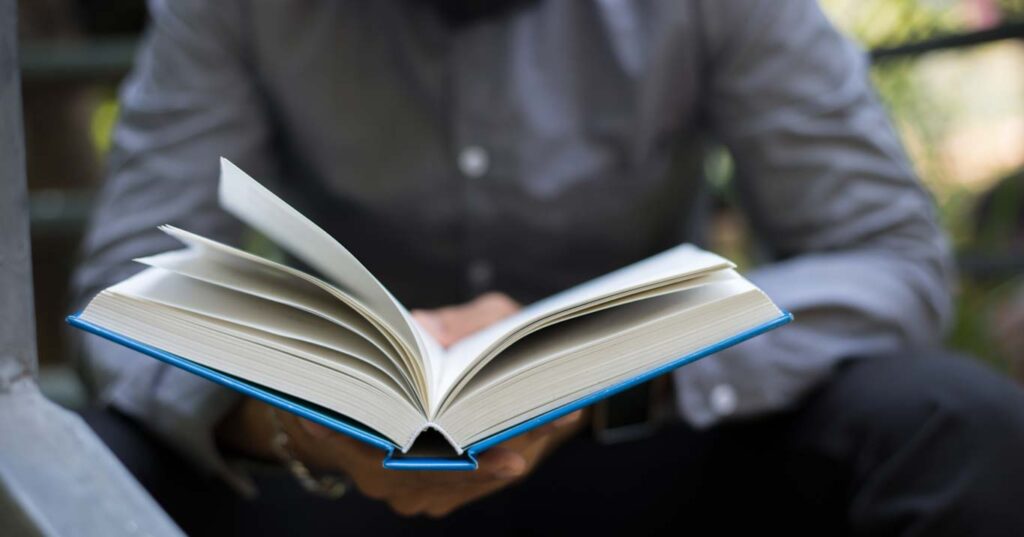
68, 311, 792, 471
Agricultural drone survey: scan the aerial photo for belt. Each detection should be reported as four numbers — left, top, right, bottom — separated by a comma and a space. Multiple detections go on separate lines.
591, 376, 674, 444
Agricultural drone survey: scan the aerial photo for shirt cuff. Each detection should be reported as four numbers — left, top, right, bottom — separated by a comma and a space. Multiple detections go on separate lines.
671, 250, 951, 429
671, 330, 844, 428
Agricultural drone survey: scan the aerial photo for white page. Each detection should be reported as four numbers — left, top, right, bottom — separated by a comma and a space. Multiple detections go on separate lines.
111, 267, 413, 395
217, 158, 427, 365
435, 270, 741, 414
155, 225, 433, 406
436, 244, 733, 400
136, 248, 398, 365
438, 280, 781, 445
82, 296, 426, 445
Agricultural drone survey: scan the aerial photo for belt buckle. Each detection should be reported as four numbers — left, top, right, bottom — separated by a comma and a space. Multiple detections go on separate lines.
591, 378, 670, 445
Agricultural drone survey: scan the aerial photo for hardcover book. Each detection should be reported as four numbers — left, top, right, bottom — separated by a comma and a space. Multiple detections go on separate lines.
69, 158, 791, 470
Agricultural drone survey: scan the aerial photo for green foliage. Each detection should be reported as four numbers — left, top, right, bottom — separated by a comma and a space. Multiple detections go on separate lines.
822, 0, 1024, 368
997, 0, 1024, 16
89, 96, 118, 154
822, 0, 962, 48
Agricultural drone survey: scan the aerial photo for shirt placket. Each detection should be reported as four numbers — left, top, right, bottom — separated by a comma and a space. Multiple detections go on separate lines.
451, 27, 505, 299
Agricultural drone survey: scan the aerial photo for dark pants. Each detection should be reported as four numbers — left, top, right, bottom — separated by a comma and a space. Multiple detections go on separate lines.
85, 350, 1024, 536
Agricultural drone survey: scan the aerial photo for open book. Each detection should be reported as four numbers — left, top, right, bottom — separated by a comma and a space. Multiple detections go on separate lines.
70, 159, 791, 470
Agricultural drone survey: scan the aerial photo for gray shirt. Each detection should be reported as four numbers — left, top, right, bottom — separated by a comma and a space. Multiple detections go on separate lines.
72, 0, 954, 485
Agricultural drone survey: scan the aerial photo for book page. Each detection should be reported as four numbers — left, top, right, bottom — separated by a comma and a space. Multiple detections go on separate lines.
109, 268, 415, 397
217, 159, 433, 392
436, 278, 783, 446
433, 244, 733, 408
134, 250, 419, 398
155, 225, 432, 405
137, 247, 398, 366
82, 292, 427, 446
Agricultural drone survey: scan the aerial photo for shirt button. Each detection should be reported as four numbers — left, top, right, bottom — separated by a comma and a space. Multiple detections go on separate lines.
709, 384, 738, 417
467, 259, 494, 291
458, 146, 489, 179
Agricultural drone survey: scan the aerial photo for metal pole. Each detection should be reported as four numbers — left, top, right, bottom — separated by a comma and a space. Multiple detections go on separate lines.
0, 2, 183, 534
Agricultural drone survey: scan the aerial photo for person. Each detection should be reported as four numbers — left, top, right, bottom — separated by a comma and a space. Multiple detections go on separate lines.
72, 0, 1024, 535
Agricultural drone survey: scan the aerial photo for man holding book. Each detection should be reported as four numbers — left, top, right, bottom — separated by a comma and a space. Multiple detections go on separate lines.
73, 0, 1024, 534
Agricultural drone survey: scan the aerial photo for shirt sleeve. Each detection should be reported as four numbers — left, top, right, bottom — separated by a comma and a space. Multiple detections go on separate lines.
71, 0, 277, 492
672, 0, 956, 427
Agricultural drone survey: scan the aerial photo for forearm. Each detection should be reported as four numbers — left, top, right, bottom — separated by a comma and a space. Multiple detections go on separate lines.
677, 0, 955, 427
673, 248, 954, 427
71, 0, 279, 488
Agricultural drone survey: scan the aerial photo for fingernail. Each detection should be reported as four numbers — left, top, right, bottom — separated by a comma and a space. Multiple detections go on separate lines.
495, 464, 524, 479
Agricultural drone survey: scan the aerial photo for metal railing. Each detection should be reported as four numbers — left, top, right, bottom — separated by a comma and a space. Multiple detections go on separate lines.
0, 2, 183, 535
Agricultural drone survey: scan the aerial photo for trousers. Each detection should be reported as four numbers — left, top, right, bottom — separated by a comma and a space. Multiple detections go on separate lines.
84, 350, 1024, 536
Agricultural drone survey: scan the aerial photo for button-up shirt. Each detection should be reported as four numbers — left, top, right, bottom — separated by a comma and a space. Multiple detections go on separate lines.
73, 0, 954, 484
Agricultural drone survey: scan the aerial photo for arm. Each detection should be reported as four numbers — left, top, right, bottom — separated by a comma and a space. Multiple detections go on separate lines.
71, 0, 278, 490
673, 0, 955, 426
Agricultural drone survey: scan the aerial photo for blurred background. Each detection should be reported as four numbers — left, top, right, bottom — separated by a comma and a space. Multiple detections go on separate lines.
17, 0, 1024, 409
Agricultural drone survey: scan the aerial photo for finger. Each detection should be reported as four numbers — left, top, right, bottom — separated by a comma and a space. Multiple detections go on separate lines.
327, 434, 387, 463
515, 410, 582, 444
552, 410, 583, 429
286, 426, 385, 477
411, 310, 449, 344
406, 466, 504, 488
285, 412, 375, 458
474, 292, 521, 317
390, 496, 430, 518
421, 481, 512, 518
460, 292, 520, 328
354, 477, 391, 501
475, 445, 528, 480
423, 494, 478, 519
295, 418, 331, 439
437, 293, 520, 343
342, 451, 410, 502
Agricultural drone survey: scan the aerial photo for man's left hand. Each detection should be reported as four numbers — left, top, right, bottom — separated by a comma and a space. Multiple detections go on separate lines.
298, 291, 582, 516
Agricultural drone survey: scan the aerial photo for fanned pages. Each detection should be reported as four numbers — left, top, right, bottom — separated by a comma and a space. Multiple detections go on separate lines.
73, 158, 790, 463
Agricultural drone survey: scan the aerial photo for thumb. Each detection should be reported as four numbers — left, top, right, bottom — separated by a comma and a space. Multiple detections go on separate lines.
411, 310, 450, 345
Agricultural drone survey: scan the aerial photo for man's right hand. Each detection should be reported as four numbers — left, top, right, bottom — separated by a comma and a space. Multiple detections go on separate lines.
216, 291, 585, 517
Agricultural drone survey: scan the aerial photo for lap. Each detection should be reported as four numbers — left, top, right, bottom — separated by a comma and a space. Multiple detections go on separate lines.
779, 350, 1024, 536
84, 349, 1024, 536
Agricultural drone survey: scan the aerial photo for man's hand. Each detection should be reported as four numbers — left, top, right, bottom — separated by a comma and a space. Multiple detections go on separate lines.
410, 291, 521, 347
218, 292, 586, 517
287, 404, 584, 517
